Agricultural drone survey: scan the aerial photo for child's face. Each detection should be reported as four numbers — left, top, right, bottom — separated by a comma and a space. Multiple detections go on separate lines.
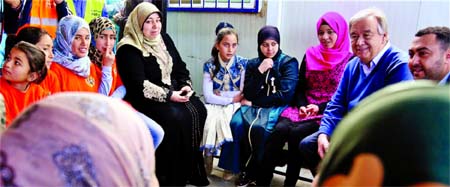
216, 34, 238, 62
95, 29, 116, 54
71, 28, 90, 58
36, 34, 54, 69
2, 48, 33, 83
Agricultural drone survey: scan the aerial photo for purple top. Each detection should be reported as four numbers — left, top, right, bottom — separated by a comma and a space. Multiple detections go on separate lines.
280, 54, 351, 122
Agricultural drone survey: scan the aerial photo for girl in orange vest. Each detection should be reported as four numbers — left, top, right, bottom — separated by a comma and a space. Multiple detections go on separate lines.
89, 17, 125, 97
1, 41, 48, 126
51, 15, 112, 93
7, 27, 62, 94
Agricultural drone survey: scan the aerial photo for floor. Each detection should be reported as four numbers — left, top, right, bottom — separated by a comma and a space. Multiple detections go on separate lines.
188, 158, 314, 187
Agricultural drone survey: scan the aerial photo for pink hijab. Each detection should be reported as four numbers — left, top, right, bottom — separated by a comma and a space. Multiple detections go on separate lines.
305, 12, 351, 71
0, 92, 158, 187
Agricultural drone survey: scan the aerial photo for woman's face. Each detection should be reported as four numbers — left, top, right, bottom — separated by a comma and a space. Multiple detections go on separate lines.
318, 24, 338, 49
260, 39, 279, 58
95, 29, 116, 54
216, 34, 238, 62
142, 13, 161, 40
71, 28, 90, 58
35, 34, 54, 69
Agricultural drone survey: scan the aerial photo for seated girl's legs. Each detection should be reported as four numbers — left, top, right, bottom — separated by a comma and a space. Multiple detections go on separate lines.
257, 117, 291, 186
240, 113, 273, 184
242, 121, 264, 172
284, 121, 319, 186
218, 107, 246, 174
299, 131, 321, 175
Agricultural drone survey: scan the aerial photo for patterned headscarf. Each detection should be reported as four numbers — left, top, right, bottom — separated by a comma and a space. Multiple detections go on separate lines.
53, 15, 92, 77
89, 17, 117, 68
0, 92, 158, 186
117, 2, 173, 85
305, 12, 352, 71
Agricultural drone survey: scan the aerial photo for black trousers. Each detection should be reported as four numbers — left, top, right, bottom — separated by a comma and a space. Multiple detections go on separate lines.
257, 117, 319, 186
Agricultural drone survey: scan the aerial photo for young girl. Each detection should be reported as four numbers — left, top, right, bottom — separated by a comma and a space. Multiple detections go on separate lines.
10, 27, 61, 94
89, 17, 125, 98
201, 23, 247, 175
51, 15, 112, 93
219, 26, 299, 186
0, 41, 48, 126
258, 12, 353, 186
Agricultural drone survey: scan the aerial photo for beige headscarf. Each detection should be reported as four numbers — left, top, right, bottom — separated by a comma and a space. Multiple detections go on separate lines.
117, 2, 173, 85
0, 92, 158, 186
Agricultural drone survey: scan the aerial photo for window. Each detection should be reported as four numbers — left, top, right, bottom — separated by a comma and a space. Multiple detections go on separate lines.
168, 0, 261, 13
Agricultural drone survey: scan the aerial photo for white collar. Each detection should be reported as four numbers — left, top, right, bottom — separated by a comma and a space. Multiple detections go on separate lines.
219, 55, 235, 70
362, 41, 391, 75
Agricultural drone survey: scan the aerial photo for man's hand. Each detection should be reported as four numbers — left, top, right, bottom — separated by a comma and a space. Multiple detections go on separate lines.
317, 133, 330, 158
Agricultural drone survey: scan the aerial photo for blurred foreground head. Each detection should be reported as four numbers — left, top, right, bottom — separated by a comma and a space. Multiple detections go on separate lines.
0, 92, 158, 186
318, 81, 449, 186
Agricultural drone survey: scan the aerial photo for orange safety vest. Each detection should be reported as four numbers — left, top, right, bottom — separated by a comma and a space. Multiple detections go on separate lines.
17, 0, 59, 38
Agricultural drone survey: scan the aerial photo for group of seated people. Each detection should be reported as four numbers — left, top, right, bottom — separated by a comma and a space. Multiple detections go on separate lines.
0, 2, 449, 186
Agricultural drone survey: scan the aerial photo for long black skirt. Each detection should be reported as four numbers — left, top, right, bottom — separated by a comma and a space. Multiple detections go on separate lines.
141, 96, 208, 186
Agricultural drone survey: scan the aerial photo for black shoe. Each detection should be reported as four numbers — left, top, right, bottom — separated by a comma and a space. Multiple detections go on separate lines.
235, 172, 256, 187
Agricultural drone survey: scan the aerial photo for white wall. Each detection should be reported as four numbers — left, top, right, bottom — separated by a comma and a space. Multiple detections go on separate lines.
268, 0, 450, 62
167, 0, 450, 94
167, 10, 267, 93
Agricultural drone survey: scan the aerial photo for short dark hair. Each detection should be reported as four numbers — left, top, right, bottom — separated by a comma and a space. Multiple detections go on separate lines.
5, 27, 50, 57
415, 26, 450, 51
